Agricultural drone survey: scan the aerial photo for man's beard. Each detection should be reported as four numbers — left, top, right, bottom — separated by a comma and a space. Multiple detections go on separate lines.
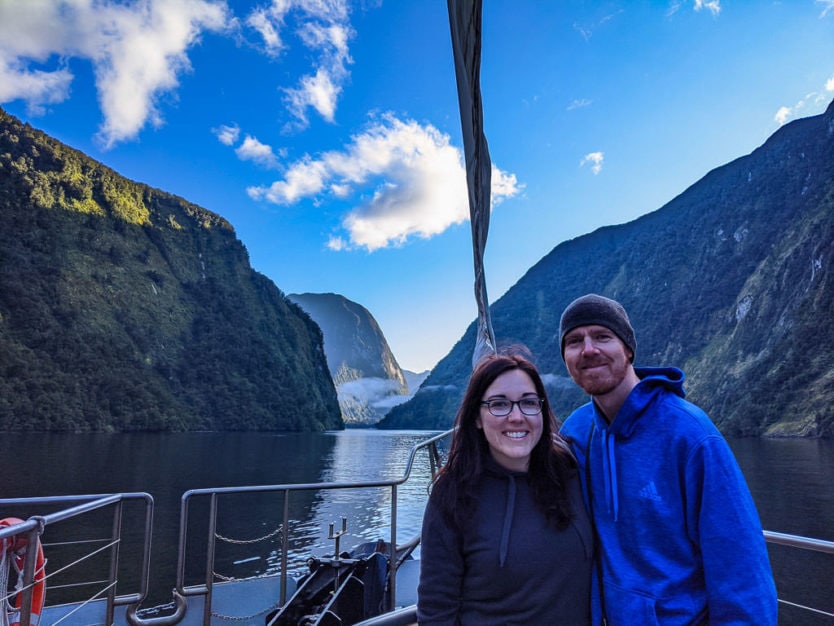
573, 357, 629, 397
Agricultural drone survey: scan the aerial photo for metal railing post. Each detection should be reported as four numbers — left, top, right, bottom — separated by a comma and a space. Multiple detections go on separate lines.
18, 523, 41, 626
388, 484, 398, 611
280, 488, 290, 605
106, 499, 125, 626
203, 493, 219, 626
168, 430, 452, 622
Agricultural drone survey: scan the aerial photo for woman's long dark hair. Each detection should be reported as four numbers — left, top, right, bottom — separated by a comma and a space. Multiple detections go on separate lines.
430, 351, 577, 531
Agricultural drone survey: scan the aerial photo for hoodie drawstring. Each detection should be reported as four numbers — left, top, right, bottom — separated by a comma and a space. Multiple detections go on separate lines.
601, 430, 619, 521
499, 475, 516, 567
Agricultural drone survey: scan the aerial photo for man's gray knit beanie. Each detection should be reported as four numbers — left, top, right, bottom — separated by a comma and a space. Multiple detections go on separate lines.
559, 294, 636, 362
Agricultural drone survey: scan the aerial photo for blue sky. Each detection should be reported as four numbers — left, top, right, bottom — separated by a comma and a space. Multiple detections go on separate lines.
1, 0, 833, 373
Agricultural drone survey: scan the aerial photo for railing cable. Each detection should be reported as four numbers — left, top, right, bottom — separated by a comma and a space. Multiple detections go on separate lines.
215, 524, 282, 545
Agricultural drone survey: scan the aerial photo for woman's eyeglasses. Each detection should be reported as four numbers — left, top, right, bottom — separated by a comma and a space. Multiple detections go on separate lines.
480, 397, 543, 417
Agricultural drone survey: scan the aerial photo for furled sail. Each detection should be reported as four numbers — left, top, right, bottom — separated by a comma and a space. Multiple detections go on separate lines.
447, 0, 496, 368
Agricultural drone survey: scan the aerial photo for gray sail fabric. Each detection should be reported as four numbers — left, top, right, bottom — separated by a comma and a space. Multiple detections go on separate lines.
447, 0, 496, 369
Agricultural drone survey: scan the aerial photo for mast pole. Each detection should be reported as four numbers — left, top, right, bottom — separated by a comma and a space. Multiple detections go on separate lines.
447, 0, 497, 369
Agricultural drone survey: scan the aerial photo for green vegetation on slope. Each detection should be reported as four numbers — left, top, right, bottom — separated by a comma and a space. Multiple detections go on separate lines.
381, 100, 834, 438
0, 108, 341, 432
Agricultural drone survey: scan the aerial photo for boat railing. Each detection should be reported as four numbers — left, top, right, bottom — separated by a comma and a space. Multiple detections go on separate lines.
0, 492, 153, 626
763, 530, 834, 620
4, 431, 831, 626
167, 428, 454, 625
348, 529, 834, 626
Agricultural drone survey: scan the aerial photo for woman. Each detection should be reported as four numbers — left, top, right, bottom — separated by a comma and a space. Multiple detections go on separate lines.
417, 352, 593, 625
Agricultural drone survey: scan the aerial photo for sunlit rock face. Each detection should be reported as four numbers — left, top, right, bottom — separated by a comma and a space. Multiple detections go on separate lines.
289, 292, 426, 425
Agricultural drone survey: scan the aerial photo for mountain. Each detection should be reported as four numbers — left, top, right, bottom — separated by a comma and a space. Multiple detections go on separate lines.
380, 100, 834, 438
403, 369, 430, 394
288, 292, 409, 425
0, 107, 342, 432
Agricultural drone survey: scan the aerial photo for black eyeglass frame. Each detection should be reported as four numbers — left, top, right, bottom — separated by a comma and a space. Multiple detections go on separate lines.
480, 397, 544, 417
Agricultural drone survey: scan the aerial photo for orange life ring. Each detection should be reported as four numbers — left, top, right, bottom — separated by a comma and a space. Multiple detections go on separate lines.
1, 517, 46, 626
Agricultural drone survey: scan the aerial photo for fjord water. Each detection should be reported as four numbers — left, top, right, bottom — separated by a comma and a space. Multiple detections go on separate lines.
0, 430, 442, 608
1, 430, 832, 621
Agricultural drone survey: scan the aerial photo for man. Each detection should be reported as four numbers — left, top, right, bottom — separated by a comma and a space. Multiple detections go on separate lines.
558, 293, 777, 625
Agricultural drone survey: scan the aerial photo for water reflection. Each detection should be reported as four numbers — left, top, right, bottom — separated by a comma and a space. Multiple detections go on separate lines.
299, 430, 440, 551
181, 430, 445, 600
1, 430, 830, 620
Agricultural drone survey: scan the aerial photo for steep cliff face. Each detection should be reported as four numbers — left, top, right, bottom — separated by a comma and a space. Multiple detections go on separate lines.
0, 108, 342, 432
289, 292, 408, 425
381, 101, 834, 437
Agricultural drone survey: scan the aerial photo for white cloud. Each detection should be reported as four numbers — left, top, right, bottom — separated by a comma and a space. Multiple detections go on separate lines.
235, 134, 279, 168
0, 60, 73, 115
248, 113, 523, 251
667, 0, 720, 18
0, 0, 359, 143
246, 0, 354, 131
371, 393, 412, 411
0, 0, 230, 147
774, 78, 834, 126
250, 155, 329, 203
213, 123, 240, 146
246, 7, 285, 55
491, 166, 520, 202
0, 1, 77, 112
572, 9, 623, 40
330, 183, 351, 197
819, 0, 834, 18
327, 235, 347, 251
694, 0, 721, 17
335, 376, 416, 415
338, 377, 402, 403
774, 106, 792, 126
567, 98, 592, 111
580, 151, 604, 175
572, 22, 593, 42
285, 66, 340, 123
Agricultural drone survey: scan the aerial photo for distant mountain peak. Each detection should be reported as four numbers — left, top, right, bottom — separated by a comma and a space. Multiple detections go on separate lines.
289, 292, 410, 425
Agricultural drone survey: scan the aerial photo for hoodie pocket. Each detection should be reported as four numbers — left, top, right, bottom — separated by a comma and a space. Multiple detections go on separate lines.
604, 580, 660, 625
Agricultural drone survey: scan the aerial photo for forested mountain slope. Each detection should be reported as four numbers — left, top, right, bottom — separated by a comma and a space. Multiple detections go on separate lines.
381, 100, 834, 437
0, 108, 341, 432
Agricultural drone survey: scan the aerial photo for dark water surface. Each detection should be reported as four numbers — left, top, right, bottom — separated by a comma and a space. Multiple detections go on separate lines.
728, 437, 834, 624
0, 430, 440, 608
1, 430, 831, 622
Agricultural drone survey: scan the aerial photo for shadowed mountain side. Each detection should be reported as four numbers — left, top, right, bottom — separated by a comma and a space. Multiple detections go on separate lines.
289, 292, 409, 425
380, 100, 834, 437
0, 108, 341, 432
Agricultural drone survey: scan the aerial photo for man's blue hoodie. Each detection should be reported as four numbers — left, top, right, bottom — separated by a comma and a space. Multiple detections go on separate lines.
561, 366, 777, 625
